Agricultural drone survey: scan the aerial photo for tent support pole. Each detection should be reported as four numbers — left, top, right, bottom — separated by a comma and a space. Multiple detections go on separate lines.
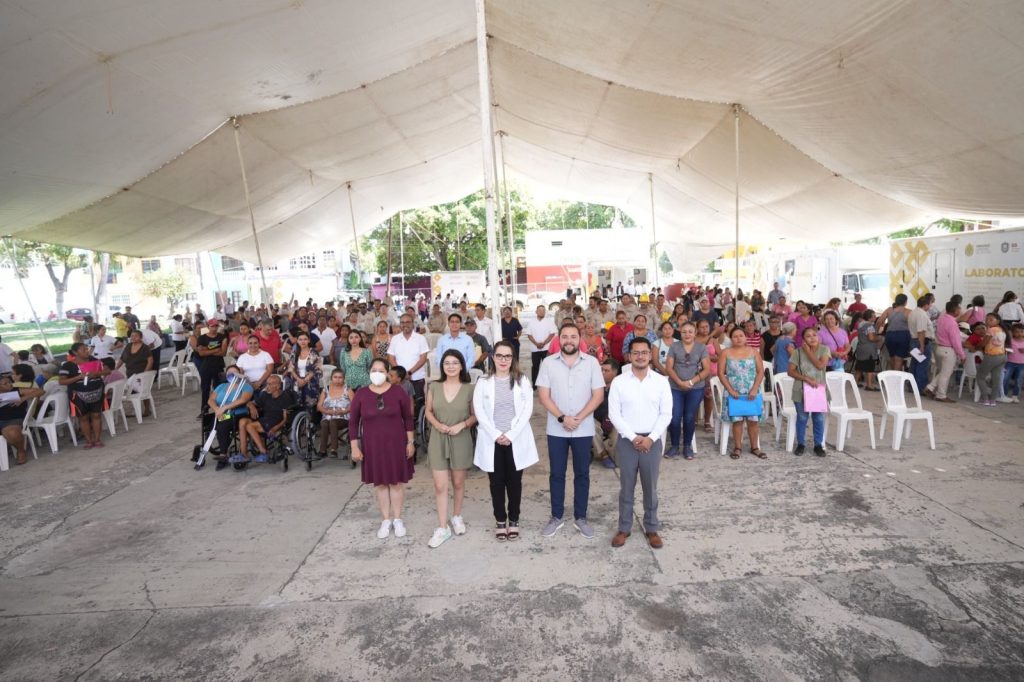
4, 237, 51, 356
733, 104, 740, 295
347, 183, 363, 295
385, 214, 395, 298
499, 132, 516, 304
231, 118, 270, 304
399, 211, 406, 300
648, 172, 659, 289
475, 0, 501, 325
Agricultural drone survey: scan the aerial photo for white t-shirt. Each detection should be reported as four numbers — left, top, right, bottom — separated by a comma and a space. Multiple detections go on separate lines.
473, 315, 496, 345
0, 343, 14, 374
523, 315, 558, 353
89, 335, 118, 359
235, 351, 274, 384
387, 332, 430, 381
140, 328, 163, 350
996, 301, 1024, 322
169, 319, 187, 342
317, 327, 337, 359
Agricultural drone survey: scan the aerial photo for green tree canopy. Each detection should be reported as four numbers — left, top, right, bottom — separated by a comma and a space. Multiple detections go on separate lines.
138, 268, 192, 315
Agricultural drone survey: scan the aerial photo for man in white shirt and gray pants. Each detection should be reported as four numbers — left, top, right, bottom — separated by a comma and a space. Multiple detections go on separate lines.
608, 336, 672, 549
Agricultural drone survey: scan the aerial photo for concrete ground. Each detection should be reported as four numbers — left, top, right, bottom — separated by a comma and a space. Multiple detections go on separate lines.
1, 369, 1023, 681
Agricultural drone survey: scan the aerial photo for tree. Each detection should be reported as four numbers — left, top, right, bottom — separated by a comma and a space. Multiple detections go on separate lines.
0, 237, 33, 278
10, 242, 86, 317
658, 250, 673, 275
138, 268, 191, 316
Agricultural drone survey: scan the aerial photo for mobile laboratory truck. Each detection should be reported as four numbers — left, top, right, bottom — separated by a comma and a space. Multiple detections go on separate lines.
889, 227, 1024, 306
747, 244, 889, 310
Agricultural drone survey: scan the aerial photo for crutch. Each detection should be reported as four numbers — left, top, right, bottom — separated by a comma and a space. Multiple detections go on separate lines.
194, 374, 245, 470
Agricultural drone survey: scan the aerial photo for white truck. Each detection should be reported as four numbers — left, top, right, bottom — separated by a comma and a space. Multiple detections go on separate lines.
890, 226, 1024, 306
747, 245, 889, 310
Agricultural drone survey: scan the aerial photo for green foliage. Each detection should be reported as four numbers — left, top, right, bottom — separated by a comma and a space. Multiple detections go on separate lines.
859, 218, 970, 244
138, 268, 192, 314
364, 188, 636, 273
658, 250, 673, 274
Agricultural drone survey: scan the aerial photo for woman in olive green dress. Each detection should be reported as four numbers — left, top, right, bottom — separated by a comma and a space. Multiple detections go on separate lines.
424, 349, 476, 548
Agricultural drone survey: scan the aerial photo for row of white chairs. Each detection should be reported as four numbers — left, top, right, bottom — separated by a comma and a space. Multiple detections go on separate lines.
0, 371, 159, 470
704, 370, 934, 454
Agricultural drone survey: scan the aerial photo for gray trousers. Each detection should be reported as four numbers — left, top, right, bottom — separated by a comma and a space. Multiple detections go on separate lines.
616, 435, 661, 534
977, 353, 1007, 401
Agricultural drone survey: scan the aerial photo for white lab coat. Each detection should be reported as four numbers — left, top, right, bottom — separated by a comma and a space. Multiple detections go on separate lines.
472, 374, 539, 472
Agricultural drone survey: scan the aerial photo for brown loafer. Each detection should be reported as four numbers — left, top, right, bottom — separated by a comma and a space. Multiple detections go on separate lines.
611, 531, 630, 548
645, 532, 663, 549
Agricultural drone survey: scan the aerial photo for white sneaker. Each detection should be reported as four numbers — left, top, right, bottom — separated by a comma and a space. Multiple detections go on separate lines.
996, 396, 1014, 403
392, 518, 407, 537
451, 515, 467, 535
376, 520, 392, 539
1013, 396, 1020, 403
428, 526, 452, 548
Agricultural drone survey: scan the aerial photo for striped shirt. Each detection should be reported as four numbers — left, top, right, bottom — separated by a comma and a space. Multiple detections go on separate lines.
492, 376, 516, 432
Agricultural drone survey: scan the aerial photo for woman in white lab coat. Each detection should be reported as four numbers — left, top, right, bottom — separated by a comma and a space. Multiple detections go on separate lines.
472, 340, 538, 541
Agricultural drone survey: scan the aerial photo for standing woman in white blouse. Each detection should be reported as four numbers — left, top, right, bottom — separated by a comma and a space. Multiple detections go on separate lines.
473, 340, 539, 541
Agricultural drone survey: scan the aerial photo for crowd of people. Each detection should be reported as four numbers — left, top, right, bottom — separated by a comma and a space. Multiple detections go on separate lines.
3, 282, 1021, 550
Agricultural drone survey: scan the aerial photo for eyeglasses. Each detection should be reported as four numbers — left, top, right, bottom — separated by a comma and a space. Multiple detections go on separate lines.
376, 394, 385, 411
494, 353, 513, 360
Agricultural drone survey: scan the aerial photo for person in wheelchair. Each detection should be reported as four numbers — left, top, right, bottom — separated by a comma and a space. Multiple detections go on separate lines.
317, 367, 351, 458
237, 374, 295, 463
208, 366, 254, 464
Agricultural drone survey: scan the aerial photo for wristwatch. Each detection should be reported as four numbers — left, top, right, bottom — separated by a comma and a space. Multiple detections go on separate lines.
557, 414, 566, 423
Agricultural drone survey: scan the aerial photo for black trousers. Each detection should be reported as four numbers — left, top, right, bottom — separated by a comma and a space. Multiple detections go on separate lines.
214, 415, 237, 454
199, 363, 223, 411
488, 443, 522, 523
531, 351, 547, 388
173, 340, 187, 352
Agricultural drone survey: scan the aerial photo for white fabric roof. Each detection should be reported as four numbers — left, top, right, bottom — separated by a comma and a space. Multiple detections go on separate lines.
3, 0, 1024, 270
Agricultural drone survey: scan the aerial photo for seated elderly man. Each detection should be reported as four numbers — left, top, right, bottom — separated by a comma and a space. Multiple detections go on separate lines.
237, 374, 295, 464
0, 367, 45, 465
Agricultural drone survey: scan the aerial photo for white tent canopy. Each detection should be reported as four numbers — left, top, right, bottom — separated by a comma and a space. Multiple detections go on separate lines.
3, 0, 1024, 271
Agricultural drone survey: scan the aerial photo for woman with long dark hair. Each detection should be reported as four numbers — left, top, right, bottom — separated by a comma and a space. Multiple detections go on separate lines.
877, 294, 911, 371
286, 331, 323, 410
473, 340, 538, 541
424, 349, 477, 548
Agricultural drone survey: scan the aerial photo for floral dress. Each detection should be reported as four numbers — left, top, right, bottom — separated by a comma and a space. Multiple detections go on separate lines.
721, 355, 764, 423
287, 350, 323, 410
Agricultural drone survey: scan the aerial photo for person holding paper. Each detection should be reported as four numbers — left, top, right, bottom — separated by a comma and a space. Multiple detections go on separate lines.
718, 326, 766, 460
788, 327, 831, 457
0, 371, 44, 465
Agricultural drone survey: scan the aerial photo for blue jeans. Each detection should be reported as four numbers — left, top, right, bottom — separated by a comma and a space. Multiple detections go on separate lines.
909, 341, 932, 391
794, 401, 825, 447
547, 436, 592, 520
669, 387, 704, 450
1004, 362, 1024, 397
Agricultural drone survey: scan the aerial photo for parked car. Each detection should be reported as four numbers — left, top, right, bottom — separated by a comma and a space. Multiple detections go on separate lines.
65, 305, 122, 321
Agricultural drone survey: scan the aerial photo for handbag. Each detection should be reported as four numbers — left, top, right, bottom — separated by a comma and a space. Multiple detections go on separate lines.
802, 384, 828, 412
726, 394, 762, 417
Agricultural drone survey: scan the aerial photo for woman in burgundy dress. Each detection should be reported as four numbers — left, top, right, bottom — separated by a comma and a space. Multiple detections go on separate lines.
350, 358, 415, 540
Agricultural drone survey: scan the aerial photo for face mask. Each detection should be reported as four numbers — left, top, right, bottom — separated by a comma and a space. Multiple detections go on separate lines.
369, 371, 387, 386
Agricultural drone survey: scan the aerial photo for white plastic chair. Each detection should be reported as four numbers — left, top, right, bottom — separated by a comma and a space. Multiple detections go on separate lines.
957, 351, 981, 401
125, 371, 158, 423
772, 374, 798, 452
103, 379, 130, 435
708, 377, 733, 455
322, 364, 336, 378
158, 349, 187, 389
878, 370, 935, 451
181, 361, 201, 395
28, 392, 78, 453
0, 398, 38, 470
825, 372, 876, 451
762, 365, 775, 425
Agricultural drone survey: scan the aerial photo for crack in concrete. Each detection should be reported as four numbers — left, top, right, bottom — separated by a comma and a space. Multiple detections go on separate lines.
5, 559, 1020, 621
71, 610, 156, 682
841, 450, 1024, 554
275, 479, 366, 596
923, 565, 987, 632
